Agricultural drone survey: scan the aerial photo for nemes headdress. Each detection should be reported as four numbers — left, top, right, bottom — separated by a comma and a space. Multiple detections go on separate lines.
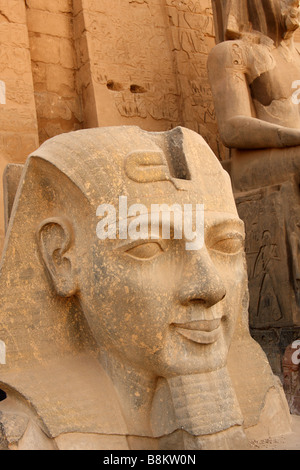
0, 127, 290, 441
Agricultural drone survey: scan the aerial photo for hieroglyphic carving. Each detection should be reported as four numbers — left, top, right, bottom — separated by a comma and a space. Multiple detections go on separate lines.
252, 231, 281, 323
164, 0, 228, 159
114, 91, 148, 119
75, 0, 221, 154
77, 0, 180, 129
236, 182, 300, 329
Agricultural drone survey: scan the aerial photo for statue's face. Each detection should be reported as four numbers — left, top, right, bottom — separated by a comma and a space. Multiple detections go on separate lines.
77, 144, 246, 378
281, 0, 300, 31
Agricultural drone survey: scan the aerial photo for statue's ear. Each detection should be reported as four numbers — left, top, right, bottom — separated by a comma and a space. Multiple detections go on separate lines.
37, 217, 78, 297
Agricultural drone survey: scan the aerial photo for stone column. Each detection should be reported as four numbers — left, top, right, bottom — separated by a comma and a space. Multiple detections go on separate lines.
0, 0, 39, 248
26, 0, 82, 144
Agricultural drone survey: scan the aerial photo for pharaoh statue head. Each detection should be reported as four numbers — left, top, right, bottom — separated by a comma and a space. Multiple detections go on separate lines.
212, 0, 300, 44
0, 127, 290, 450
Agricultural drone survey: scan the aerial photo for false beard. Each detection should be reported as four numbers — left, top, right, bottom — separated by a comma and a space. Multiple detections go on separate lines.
151, 367, 248, 450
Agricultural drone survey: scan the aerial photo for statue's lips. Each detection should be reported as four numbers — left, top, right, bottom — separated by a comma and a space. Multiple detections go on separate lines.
172, 319, 222, 345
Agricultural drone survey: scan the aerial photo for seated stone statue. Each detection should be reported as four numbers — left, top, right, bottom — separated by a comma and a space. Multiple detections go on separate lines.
0, 126, 290, 449
208, 1, 300, 377
209, 0, 300, 191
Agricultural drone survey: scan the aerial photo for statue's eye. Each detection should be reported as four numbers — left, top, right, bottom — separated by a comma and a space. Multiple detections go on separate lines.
210, 235, 244, 255
125, 242, 163, 260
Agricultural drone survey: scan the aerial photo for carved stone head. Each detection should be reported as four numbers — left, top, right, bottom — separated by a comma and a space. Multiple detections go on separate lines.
3, 126, 243, 376
281, 0, 300, 36
0, 127, 291, 449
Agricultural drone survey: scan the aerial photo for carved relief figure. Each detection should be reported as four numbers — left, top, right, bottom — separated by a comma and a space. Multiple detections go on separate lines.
253, 231, 282, 322
287, 213, 300, 301
0, 127, 290, 449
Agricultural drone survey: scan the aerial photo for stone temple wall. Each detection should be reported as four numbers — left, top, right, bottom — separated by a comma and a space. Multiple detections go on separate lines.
26, 0, 81, 144
0, 0, 223, 249
0, 1, 39, 248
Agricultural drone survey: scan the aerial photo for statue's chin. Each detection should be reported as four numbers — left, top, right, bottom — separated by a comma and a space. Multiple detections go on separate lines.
285, 15, 300, 32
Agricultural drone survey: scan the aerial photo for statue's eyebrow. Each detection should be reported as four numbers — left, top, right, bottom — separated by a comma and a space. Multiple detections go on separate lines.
205, 214, 245, 238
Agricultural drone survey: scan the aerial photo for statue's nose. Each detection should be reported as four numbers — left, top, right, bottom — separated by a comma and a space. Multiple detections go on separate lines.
178, 249, 226, 308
